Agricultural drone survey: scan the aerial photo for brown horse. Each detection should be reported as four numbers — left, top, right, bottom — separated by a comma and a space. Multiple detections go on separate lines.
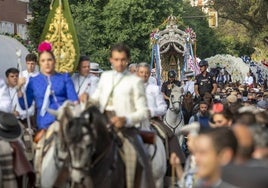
182, 92, 195, 124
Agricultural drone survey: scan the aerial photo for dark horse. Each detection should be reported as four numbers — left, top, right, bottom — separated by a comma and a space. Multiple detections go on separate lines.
182, 92, 195, 124
63, 105, 126, 188
54, 104, 155, 188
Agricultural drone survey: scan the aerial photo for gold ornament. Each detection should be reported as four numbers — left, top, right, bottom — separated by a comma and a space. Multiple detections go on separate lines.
45, 7, 76, 72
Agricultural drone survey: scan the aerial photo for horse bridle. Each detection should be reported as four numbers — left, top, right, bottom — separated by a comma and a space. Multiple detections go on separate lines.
169, 94, 183, 113
163, 94, 184, 133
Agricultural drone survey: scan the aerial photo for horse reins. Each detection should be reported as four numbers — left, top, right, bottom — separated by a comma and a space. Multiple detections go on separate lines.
165, 95, 184, 133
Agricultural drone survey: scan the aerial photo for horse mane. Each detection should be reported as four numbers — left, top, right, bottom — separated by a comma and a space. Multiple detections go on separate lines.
81, 106, 111, 154
65, 105, 111, 150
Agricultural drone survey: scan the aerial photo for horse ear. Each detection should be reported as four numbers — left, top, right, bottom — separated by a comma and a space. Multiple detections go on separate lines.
47, 108, 59, 117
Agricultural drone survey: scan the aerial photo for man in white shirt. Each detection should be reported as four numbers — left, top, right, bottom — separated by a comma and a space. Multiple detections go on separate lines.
183, 71, 195, 96
72, 56, 99, 101
136, 62, 167, 118
21, 53, 39, 87
91, 43, 155, 187
136, 63, 185, 164
244, 72, 254, 87
5, 68, 34, 121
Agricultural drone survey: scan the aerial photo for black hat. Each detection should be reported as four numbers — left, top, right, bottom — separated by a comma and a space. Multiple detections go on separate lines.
0, 111, 22, 141
168, 70, 177, 78
199, 60, 208, 67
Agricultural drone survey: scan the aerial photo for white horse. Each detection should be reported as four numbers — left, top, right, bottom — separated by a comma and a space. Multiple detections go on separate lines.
35, 102, 84, 188
144, 123, 167, 188
163, 85, 185, 143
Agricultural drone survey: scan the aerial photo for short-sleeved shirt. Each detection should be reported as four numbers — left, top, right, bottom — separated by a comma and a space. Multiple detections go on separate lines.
194, 72, 216, 96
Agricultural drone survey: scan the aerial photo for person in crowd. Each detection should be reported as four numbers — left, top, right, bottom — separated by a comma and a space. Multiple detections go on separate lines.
89, 62, 103, 77
183, 71, 195, 96
170, 127, 238, 188
148, 68, 157, 85
222, 122, 268, 188
72, 56, 99, 101
0, 111, 34, 188
5, 68, 35, 123
244, 72, 254, 88
17, 41, 78, 130
256, 99, 268, 111
21, 53, 39, 87
194, 60, 217, 100
194, 127, 238, 188
251, 125, 268, 160
161, 70, 181, 107
189, 101, 210, 129
91, 43, 155, 187
136, 62, 185, 163
128, 63, 137, 74
170, 122, 200, 188
211, 104, 233, 127
216, 70, 226, 89
136, 62, 167, 119
17, 41, 78, 186
0, 77, 12, 112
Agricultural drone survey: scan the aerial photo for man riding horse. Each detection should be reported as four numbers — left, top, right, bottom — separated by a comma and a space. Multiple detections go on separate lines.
90, 43, 155, 188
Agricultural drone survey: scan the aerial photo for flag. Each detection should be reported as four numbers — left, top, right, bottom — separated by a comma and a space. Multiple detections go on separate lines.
40, 0, 80, 73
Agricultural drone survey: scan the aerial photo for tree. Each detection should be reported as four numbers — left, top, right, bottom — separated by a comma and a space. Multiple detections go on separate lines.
182, 2, 226, 58
69, 0, 185, 68
213, 0, 268, 60
28, 0, 50, 47
29, 0, 235, 68
213, 0, 268, 33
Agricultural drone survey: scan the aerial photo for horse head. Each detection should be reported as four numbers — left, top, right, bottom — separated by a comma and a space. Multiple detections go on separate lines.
50, 101, 112, 186
169, 84, 183, 113
48, 101, 94, 185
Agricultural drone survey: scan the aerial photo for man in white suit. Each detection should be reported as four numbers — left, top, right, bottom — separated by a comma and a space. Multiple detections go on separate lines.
91, 43, 155, 187
72, 56, 99, 101
91, 45, 148, 128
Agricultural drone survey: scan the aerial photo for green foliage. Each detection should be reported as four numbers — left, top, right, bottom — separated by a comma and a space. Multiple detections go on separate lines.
182, 3, 226, 58
28, 0, 50, 48
70, 0, 184, 68
213, 0, 268, 60
31, 0, 260, 68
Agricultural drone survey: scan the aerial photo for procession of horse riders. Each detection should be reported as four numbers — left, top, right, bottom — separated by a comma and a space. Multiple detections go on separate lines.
0, 41, 268, 188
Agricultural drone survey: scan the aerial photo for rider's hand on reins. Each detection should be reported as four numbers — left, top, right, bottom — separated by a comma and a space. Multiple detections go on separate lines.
110, 116, 126, 128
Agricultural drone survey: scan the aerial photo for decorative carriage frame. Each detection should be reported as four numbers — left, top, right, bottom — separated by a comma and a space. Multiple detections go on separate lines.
150, 15, 199, 85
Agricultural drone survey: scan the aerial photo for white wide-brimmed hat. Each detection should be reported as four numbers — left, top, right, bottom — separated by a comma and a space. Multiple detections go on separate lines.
90, 63, 103, 73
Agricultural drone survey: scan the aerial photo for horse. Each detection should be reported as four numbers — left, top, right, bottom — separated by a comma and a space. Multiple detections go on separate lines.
163, 84, 185, 140
38, 101, 164, 188
36, 102, 127, 188
181, 92, 195, 124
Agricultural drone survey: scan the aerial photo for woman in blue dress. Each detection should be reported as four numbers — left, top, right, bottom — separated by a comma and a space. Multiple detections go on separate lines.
17, 41, 78, 130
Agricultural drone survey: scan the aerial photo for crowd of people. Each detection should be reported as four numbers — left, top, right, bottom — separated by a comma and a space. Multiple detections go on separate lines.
0, 41, 268, 188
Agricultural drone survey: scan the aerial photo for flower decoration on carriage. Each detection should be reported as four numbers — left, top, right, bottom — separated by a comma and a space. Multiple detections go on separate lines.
185, 27, 196, 43
150, 28, 160, 45
38, 41, 53, 53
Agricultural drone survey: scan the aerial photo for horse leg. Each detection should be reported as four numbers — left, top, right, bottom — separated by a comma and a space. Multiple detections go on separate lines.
33, 135, 45, 187
149, 136, 167, 188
